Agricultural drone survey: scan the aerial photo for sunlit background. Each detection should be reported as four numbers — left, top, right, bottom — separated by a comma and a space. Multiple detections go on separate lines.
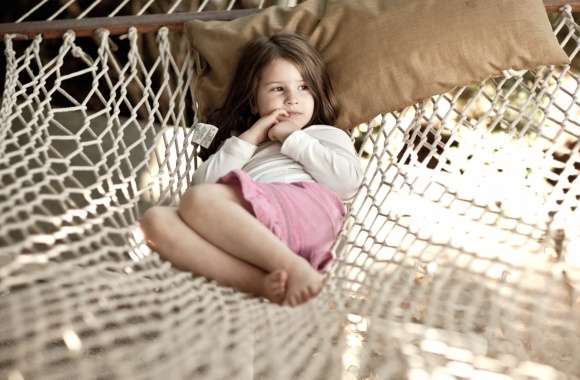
1, 1, 579, 380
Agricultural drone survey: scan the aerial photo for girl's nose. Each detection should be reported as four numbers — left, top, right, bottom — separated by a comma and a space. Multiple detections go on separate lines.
285, 95, 298, 105
285, 89, 299, 105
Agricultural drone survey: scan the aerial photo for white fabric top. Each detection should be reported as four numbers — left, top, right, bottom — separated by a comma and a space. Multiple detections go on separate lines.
192, 125, 363, 200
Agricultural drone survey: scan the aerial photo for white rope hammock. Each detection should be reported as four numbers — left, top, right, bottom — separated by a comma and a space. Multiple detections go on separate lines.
12, 0, 288, 22
1, 1, 579, 379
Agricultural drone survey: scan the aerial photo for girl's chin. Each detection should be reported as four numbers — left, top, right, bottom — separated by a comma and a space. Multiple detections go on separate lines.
290, 116, 307, 126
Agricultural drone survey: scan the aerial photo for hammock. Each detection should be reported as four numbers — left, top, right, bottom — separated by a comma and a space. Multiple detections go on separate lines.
1, 1, 579, 379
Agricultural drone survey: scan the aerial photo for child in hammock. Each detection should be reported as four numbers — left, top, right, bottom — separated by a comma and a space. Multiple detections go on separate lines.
140, 33, 362, 306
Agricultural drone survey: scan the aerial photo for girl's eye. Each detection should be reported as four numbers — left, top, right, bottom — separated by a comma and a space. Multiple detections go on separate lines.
271, 87, 284, 92
299, 85, 309, 91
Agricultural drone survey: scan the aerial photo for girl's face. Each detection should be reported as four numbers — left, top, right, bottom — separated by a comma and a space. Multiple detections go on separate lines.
254, 58, 315, 129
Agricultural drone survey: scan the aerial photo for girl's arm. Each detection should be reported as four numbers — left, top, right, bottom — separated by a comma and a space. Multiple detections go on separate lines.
192, 109, 289, 184
279, 126, 363, 200
192, 136, 256, 184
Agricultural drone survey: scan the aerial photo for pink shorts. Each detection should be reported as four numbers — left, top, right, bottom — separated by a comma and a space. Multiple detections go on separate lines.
217, 170, 346, 272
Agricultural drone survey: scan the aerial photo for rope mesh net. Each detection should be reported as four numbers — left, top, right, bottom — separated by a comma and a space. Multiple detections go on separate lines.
1, 2, 580, 379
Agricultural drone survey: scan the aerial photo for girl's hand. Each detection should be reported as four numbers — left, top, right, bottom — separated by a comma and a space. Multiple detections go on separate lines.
239, 109, 289, 145
268, 119, 302, 143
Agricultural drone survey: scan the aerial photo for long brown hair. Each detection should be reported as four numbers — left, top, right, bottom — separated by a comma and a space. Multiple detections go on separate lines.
200, 33, 339, 160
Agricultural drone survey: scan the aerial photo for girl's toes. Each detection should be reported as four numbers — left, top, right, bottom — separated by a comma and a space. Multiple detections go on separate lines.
291, 295, 299, 306
295, 292, 303, 304
307, 285, 318, 297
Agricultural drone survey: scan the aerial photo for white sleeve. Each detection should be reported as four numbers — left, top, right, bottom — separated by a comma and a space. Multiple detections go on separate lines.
192, 136, 257, 185
280, 126, 363, 200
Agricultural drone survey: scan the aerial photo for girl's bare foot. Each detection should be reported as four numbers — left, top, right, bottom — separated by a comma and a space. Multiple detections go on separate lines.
263, 270, 288, 304
283, 260, 324, 306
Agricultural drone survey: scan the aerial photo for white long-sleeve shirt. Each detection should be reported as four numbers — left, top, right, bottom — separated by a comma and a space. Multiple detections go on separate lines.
192, 125, 363, 200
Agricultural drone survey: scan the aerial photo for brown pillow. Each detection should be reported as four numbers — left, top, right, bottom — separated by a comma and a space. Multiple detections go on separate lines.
185, 0, 569, 130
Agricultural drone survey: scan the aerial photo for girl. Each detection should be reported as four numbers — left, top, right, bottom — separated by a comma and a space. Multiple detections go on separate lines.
140, 33, 362, 306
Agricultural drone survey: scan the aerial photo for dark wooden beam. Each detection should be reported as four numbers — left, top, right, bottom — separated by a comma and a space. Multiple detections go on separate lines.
0, 9, 260, 39
1, 1, 579, 40
544, 0, 580, 11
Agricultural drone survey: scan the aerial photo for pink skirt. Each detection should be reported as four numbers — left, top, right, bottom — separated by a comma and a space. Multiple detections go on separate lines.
217, 170, 346, 272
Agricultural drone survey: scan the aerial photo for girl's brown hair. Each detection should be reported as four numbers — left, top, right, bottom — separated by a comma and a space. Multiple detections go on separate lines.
199, 33, 339, 160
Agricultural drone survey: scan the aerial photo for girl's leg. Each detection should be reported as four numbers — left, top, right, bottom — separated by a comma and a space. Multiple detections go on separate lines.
177, 183, 323, 306
140, 206, 287, 304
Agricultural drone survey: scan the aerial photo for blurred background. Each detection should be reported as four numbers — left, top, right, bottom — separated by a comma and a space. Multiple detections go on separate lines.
1, 0, 579, 109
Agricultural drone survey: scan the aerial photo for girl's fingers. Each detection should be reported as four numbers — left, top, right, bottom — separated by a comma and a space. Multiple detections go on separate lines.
268, 110, 283, 121
274, 109, 289, 117
254, 109, 289, 131
266, 110, 288, 126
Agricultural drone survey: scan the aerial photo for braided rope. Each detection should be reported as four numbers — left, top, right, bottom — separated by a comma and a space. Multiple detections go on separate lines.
0, 3, 579, 380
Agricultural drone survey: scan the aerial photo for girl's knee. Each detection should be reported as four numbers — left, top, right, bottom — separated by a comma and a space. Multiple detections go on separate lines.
179, 184, 250, 222
180, 184, 232, 211
179, 185, 208, 214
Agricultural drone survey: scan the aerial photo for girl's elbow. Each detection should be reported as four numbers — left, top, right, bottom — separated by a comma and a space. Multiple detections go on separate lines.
342, 167, 364, 199
326, 166, 363, 200
339, 183, 361, 200
334, 176, 363, 200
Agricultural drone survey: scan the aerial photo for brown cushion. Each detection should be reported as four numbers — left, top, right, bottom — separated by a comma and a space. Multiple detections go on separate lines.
185, 0, 569, 130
